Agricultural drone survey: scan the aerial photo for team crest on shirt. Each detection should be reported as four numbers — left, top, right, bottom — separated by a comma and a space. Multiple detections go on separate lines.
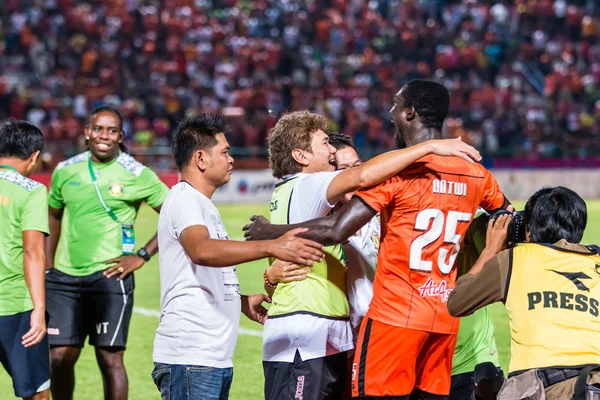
109, 182, 123, 196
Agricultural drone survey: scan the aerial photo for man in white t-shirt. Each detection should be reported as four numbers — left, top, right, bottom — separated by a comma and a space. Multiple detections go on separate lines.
256, 111, 482, 400
151, 114, 326, 400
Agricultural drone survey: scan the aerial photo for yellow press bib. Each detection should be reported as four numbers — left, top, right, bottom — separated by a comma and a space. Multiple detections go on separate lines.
505, 243, 600, 373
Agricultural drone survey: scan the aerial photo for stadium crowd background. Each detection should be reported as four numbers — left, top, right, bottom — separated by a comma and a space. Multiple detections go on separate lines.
0, 0, 599, 171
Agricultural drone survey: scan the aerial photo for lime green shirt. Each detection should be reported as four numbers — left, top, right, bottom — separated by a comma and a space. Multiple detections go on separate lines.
0, 170, 49, 316
48, 152, 169, 276
452, 212, 500, 375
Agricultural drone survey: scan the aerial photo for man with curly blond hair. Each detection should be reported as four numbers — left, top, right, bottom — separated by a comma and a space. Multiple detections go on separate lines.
258, 109, 482, 400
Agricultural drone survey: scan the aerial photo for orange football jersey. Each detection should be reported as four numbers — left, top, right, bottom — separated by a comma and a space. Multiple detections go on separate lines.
355, 154, 506, 334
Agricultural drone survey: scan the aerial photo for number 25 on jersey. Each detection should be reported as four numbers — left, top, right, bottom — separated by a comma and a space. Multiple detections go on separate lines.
409, 209, 472, 275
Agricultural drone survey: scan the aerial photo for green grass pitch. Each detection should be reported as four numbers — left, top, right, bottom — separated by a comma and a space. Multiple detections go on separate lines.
2, 201, 600, 399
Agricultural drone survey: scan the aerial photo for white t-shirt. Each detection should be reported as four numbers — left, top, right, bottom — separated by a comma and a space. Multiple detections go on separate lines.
153, 182, 241, 368
262, 171, 354, 363
345, 216, 380, 340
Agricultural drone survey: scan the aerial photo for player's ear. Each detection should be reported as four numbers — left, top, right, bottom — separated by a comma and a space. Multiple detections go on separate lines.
26, 150, 41, 176
291, 149, 309, 168
194, 149, 208, 172
30, 149, 40, 163
405, 106, 416, 122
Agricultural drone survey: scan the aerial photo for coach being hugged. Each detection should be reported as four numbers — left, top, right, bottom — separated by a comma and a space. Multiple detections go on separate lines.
448, 186, 600, 400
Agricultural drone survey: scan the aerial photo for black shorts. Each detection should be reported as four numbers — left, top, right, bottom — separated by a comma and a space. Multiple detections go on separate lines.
263, 350, 348, 400
450, 366, 504, 400
0, 310, 50, 397
45, 268, 134, 348
450, 372, 475, 400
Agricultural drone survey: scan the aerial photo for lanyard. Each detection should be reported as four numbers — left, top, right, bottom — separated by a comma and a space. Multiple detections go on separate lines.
0, 164, 18, 173
87, 153, 121, 223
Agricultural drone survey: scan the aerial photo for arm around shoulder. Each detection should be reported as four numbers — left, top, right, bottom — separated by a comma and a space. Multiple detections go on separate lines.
243, 197, 375, 246
326, 138, 481, 204
325, 143, 432, 204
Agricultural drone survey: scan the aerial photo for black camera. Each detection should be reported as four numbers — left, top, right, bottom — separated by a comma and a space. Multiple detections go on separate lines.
488, 209, 526, 246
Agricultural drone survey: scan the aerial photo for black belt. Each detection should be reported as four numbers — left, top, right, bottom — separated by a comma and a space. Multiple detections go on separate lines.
538, 368, 581, 388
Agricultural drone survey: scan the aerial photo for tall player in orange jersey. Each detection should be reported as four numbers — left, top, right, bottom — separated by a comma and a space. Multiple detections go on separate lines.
244, 80, 512, 399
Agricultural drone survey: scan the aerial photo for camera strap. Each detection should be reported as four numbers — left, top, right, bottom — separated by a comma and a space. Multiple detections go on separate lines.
571, 365, 600, 400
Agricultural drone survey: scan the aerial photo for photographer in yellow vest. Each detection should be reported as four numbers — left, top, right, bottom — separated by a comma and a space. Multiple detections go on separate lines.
448, 186, 600, 400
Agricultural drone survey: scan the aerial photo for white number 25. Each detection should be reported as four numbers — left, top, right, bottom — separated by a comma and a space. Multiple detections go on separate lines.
409, 209, 472, 274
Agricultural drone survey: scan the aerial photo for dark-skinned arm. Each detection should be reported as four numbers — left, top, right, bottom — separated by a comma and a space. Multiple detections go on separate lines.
45, 206, 63, 270
244, 197, 375, 246
104, 204, 162, 279
480, 167, 514, 213
141, 204, 162, 258
484, 197, 513, 214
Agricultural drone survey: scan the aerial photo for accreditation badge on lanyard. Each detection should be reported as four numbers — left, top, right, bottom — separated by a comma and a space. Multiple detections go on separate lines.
121, 225, 135, 254
87, 154, 135, 254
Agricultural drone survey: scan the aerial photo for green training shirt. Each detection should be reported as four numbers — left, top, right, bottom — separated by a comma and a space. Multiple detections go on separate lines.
452, 212, 500, 375
0, 170, 49, 316
48, 152, 169, 276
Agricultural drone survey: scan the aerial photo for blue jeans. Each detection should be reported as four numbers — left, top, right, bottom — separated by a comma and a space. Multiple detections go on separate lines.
152, 362, 233, 400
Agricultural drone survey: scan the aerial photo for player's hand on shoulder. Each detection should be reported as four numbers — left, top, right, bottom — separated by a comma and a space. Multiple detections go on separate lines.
241, 294, 271, 325
267, 260, 312, 284
243, 215, 272, 241
272, 228, 324, 266
427, 137, 482, 163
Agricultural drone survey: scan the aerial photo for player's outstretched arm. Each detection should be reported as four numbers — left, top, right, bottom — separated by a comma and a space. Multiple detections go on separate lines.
325, 138, 481, 204
45, 206, 63, 269
179, 225, 324, 267
22, 230, 47, 347
244, 197, 374, 246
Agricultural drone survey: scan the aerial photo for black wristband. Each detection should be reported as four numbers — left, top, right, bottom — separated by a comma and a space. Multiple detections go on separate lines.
136, 247, 151, 262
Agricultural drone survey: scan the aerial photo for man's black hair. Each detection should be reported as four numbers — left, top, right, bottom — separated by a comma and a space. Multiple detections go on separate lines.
401, 79, 450, 131
524, 186, 587, 244
328, 132, 357, 152
172, 114, 226, 171
0, 120, 44, 159
88, 105, 127, 153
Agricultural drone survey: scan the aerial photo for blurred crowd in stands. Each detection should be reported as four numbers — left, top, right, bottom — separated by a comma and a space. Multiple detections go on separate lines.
0, 0, 599, 170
